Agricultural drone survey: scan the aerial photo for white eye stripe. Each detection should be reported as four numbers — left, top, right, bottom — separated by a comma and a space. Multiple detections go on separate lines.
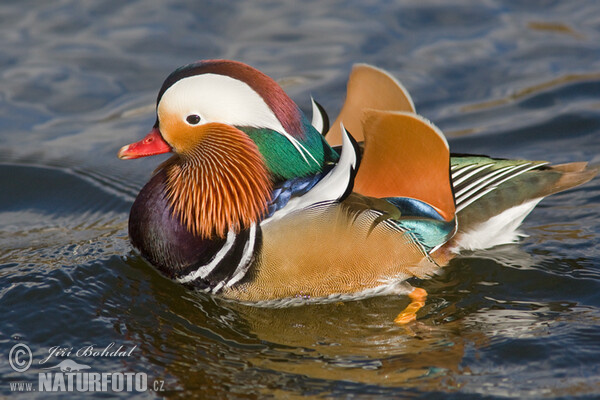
160, 74, 280, 130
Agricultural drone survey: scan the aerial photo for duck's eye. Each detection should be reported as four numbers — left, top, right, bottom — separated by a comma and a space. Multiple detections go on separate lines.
186, 114, 201, 125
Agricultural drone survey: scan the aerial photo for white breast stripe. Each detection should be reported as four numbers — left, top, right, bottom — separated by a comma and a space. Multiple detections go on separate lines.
176, 229, 236, 284
224, 223, 257, 288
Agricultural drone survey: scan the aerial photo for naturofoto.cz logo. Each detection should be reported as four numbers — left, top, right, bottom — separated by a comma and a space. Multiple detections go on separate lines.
8, 343, 166, 393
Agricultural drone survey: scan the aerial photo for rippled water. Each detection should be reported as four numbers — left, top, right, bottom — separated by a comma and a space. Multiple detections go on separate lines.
2, 1, 600, 398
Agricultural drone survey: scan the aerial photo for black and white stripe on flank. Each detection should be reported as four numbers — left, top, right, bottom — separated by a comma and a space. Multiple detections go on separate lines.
222, 223, 258, 289
175, 224, 260, 291
452, 161, 548, 213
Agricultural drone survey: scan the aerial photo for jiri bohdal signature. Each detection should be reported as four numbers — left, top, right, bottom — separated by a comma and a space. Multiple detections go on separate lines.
39, 343, 137, 365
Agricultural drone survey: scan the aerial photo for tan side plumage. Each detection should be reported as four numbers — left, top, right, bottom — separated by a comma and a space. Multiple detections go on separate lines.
223, 203, 440, 302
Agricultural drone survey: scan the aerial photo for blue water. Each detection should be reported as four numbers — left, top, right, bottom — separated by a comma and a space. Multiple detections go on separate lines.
1, 1, 600, 398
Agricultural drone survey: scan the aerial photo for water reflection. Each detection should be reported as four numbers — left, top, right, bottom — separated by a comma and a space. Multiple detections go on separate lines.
228, 299, 479, 388
121, 247, 598, 397
117, 250, 540, 395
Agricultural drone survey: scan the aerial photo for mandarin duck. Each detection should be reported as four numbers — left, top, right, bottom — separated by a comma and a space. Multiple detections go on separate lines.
118, 60, 597, 323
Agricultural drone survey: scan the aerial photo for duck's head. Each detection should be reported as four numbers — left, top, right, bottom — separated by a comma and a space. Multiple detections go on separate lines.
119, 60, 313, 159
118, 60, 334, 239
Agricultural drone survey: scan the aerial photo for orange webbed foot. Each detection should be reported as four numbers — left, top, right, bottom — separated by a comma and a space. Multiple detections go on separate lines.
394, 288, 428, 324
